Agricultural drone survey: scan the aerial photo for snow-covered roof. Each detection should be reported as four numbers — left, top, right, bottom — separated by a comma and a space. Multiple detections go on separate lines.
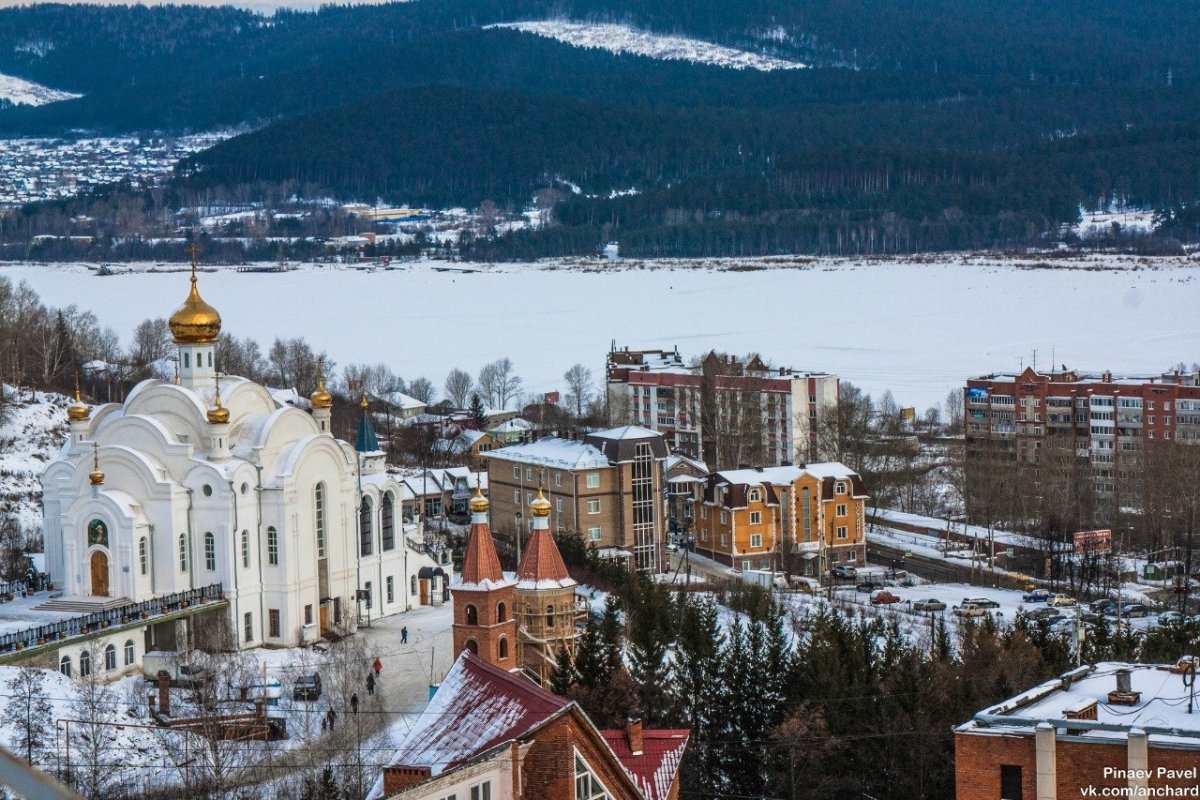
589, 424, 660, 441
378, 390, 426, 411
602, 728, 690, 800
801, 461, 858, 479
665, 454, 708, 473
485, 438, 610, 470
715, 466, 803, 486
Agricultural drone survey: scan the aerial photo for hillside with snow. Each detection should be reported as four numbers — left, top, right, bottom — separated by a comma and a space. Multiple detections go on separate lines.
0, 73, 80, 107
0, 386, 68, 536
487, 21, 806, 71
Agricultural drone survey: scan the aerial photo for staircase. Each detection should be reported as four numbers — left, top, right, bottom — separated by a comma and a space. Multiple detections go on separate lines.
35, 596, 132, 613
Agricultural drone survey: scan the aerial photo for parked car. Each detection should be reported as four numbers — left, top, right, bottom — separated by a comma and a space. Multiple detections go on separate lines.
1155, 610, 1185, 627
1022, 589, 1051, 603
856, 581, 886, 593
913, 598, 947, 612
1026, 606, 1064, 621
1079, 611, 1105, 626
293, 672, 323, 701
870, 590, 901, 605
953, 603, 988, 618
962, 597, 1001, 609
1090, 599, 1119, 615
1047, 594, 1078, 607
1118, 603, 1152, 618
831, 566, 858, 579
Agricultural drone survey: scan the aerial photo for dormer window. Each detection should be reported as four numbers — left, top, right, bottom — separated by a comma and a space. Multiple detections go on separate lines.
836, 481, 846, 494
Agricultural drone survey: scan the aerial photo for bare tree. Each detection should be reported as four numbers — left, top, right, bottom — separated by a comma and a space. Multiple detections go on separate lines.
944, 388, 964, 435
216, 333, 269, 383
3, 667, 51, 766
443, 368, 473, 408
563, 363, 594, 417
69, 643, 119, 800
407, 376, 436, 405
269, 338, 331, 395
130, 318, 173, 368
341, 362, 402, 398
477, 358, 522, 409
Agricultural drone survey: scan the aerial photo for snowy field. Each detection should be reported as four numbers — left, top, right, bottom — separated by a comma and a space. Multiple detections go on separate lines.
0, 72, 80, 106
3, 253, 1200, 411
486, 21, 806, 71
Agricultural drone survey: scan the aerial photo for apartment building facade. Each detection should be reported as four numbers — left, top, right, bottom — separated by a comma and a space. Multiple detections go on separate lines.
484, 426, 670, 572
693, 463, 867, 574
606, 345, 839, 469
964, 367, 1200, 522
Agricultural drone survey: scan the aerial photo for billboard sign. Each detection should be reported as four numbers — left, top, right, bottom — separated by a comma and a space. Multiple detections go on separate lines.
1073, 529, 1112, 556
967, 387, 989, 400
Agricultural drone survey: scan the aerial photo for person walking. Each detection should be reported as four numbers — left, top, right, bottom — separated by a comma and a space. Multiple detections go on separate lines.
372, 657, 382, 676
326, 708, 336, 730
366, 672, 375, 696
350, 693, 359, 715
400, 626, 408, 644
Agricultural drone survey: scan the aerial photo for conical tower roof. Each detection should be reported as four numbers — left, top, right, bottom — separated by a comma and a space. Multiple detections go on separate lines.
516, 488, 573, 589
460, 517, 509, 587
355, 394, 379, 452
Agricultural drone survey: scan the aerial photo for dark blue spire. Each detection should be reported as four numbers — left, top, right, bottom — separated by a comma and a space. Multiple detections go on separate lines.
356, 394, 379, 452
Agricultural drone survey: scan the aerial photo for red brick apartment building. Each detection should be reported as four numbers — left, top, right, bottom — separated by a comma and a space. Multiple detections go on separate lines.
956, 662, 1200, 800
606, 345, 838, 468
964, 367, 1200, 519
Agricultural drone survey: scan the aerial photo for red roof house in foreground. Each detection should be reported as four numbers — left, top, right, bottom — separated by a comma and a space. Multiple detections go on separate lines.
369, 650, 689, 800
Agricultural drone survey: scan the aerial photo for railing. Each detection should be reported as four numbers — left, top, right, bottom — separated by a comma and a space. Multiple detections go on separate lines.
0, 583, 224, 654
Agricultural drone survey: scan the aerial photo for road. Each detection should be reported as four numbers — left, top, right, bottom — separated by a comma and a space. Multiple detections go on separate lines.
868, 538, 1026, 590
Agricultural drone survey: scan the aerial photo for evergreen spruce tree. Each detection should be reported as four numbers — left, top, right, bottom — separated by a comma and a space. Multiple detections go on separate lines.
469, 393, 487, 430
626, 581, 674, 725
673, 595, 726, 799
548, 644, 577, 696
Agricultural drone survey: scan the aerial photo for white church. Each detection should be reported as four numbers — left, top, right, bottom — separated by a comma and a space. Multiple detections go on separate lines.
38, 263, 448, 670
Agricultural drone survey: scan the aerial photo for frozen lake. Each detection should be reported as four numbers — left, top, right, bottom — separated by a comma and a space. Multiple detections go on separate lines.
3, 254, 1198, 411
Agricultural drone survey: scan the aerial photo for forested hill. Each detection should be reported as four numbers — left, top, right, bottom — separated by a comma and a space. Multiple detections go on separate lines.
4, 1, 1200, 257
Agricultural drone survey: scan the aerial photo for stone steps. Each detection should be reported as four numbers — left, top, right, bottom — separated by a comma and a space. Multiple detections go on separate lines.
35, 596, 132, 613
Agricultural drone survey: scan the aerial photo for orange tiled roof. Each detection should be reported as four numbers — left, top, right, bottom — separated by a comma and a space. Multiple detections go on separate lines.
516, 527, 571, 583
461, 520, 505, 584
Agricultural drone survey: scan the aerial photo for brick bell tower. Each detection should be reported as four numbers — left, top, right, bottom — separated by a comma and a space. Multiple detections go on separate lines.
451, 482, 518, 670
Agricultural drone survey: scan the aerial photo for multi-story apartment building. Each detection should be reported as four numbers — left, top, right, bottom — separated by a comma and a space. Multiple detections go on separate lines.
964, 367, 1200, 523
693, 463, 867, 574
606, 345, 839, 469
484, 426, 670, 572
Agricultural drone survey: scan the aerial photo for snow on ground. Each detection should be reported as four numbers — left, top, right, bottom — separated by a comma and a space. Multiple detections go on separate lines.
0, 386, 69, 535
1072, 207, 1157, 239
0, 73, 80, 107
487, 21, 806, 71
4, 252, 1200, 413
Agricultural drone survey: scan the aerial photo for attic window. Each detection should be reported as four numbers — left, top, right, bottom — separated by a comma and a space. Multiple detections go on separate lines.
749, 489, 761, 502
836, 481, 846, 494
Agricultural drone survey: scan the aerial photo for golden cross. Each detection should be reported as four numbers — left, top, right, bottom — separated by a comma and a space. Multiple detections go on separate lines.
187, 242, 199, 276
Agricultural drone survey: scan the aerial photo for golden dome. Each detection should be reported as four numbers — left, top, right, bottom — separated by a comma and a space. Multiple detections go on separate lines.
68, 379, 90, 422
311, 361, 333, 410
88, 442, 104, 486
469, 483, 490, 514
360, 393, 369, 410
529, 486, 551, 518
207, 380, 230, 424
169, 268, 221, 345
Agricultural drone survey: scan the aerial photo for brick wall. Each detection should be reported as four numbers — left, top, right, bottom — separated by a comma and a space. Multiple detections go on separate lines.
452, 584, 518, 670
522, 711, 640, 800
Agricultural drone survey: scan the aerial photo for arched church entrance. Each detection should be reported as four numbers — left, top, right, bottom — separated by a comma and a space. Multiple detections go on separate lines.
90, 551, 110, 597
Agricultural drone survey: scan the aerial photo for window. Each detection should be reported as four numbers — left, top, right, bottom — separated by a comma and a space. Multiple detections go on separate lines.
555, 472, 562, 487
497, 602, 507, 622
586, 472, 600, 489
836, 481, 846, 494
513, 464, 520, 478
315, 482, 326, 558
556, 497, 564, 513
465, 604, 478, 625
720, 533, 728, 546
514, 489, 521, 504
305, 604, 313, 626
836, 526, 848, 539
80, 650, 91, 677
363, 581, 373, 609
1000, 765, 1023, 800
720, 511, 727, 524
139, 537, 148, 576
104, 645, 116, 671
749, 511, 762, 525
269, 609, 280, 638
381, 493, 395, 551
179, 534, 188, 572
525, 466, 534, 480
836, 504, 847, 517
88, 519, 108, 547
204, 532, 216, 571
575, 754, 611, 799
411, 575, 418, 595
546, 604, 555, 628
267, 526, 279, 565
243, 612, 253, 643
386, 576, 395, 604
241, 530, 250, 568
183, 352, 189, 368
360, 497, 374, 557
587, 499, 601, 514
749, 489, 760, 502
60, 656, 71, 677
469, 782, 492, 800
498, 637, 508, 660
750, 534, 763, 548
588, 527, 601, 541
124, 640, 135, 666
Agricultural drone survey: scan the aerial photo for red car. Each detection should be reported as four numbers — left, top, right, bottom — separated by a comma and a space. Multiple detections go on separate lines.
870, 590, 901, 605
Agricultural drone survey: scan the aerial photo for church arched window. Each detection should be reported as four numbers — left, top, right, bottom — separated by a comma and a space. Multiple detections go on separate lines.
465, 639, 478, 655
124, 640, 135, 666
204, 532, 216, 571
546, 604, 555, 629
411, 575, 417, 596
59, 656, 71, 677
360, 497, 373, 557
381, 493, 395, 551
87, 519, 108, 548
179, 535, 188, 572
80, 650, 91, 677
267, 526, 279, 565
498, 637, 508, 660
241, 530, 250, 569
497, 602, 507, 623
183, 352, 190, 369
139, 537, 148, 576
104, 644, 116, 671
315, 483, 327, 558
465, 604, 478, 625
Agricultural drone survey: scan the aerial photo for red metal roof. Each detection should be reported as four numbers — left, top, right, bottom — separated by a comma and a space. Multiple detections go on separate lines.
601, 728, 691, 800
516, 526, 571, 583
460, 520, 505, 585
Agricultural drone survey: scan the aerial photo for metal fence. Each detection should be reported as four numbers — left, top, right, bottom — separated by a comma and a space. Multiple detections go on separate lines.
0, 583, 224, 654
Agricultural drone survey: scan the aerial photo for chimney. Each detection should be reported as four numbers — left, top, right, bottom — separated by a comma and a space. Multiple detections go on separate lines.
157, 671, 172, 716
382, 766, 432, 795
1116, 669, 1131, 693
1108, 668, 1141, 705
626, 718, 644, 756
